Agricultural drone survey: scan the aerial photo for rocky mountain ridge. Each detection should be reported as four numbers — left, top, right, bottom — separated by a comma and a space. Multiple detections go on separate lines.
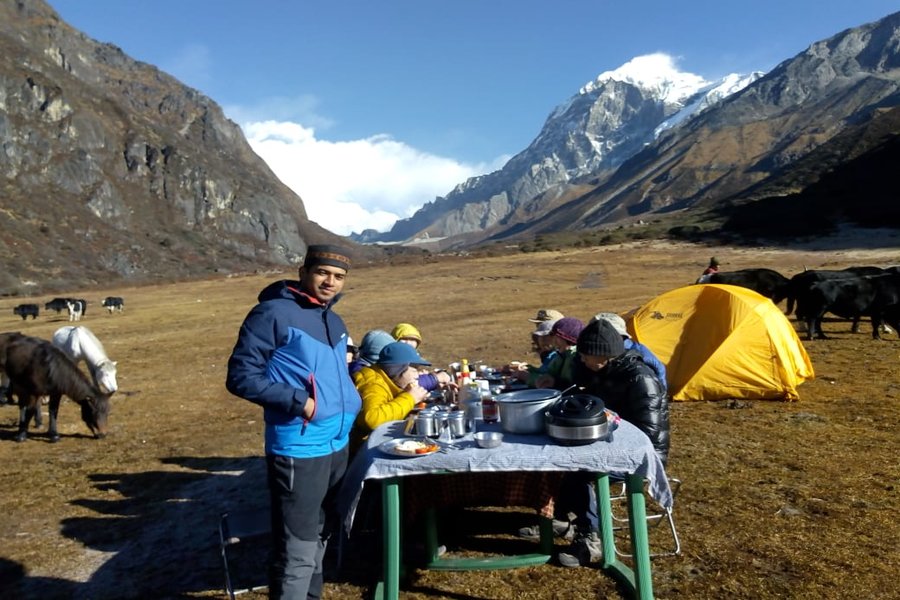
0, 0, 360, 294
364, 11, 900, 247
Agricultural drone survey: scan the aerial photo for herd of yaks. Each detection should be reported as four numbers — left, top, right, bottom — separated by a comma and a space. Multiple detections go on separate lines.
11, 296, 125, 321
703, 265, 900, 340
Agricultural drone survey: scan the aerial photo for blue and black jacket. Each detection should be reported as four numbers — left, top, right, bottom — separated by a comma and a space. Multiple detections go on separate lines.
226, 280, 362, 458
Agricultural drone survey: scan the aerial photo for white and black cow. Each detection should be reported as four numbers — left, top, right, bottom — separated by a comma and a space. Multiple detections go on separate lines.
66, 300, 85, 322
13, 304, 39, 320
102, 297, 125, 313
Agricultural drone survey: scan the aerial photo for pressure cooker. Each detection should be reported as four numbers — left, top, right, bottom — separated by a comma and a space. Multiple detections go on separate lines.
545, 393, 610, 446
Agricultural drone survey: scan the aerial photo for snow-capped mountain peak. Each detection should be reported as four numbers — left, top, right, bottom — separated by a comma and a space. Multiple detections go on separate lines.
583, 53, 709, 104
651, 71, 764, 137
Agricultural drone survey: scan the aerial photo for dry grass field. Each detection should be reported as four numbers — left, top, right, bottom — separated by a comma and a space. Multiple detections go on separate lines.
0, 238, 898, 599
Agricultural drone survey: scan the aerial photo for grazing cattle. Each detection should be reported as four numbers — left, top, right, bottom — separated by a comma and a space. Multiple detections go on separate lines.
785, 267, 886, 317
102, 297, 125, 313
706, 268, 791, 305
66, 300, 84, 322
44, 298, 71, 313
52, 326, 118, 394
45, 297, 88, 316
2, 334, 110, 442
12, 304, 39, 320
795, 273, 900, 340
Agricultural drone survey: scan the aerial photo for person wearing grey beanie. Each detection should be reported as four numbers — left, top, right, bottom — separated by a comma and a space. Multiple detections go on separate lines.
576, 319, 625, 359
573, 322, 668, 460
553, 318, 670, 569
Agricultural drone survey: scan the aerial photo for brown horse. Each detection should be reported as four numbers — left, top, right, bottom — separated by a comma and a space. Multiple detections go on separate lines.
2, 334, 111, 443
0, 331, 26, 406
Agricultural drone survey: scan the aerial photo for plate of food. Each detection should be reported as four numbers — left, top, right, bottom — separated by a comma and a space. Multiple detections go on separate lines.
379, 437, 441, 458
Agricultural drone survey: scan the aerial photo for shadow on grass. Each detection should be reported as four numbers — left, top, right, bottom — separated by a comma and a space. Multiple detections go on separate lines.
2, 455, 276, 599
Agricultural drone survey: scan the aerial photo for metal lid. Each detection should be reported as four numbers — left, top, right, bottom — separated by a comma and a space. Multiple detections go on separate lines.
494, 388, 562, 404
546, 394, 607, 425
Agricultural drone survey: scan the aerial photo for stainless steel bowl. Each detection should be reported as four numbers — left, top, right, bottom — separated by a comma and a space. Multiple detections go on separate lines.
473, 431, 503, 448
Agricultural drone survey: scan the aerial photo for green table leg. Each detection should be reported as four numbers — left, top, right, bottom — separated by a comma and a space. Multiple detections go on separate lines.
625, 472, 654, 600
596, 473, 655, 600
596, 473, 618, 567
379, 479, 401, 600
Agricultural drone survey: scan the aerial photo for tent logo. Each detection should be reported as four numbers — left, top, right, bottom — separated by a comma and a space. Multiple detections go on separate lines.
650, 311, 683, 320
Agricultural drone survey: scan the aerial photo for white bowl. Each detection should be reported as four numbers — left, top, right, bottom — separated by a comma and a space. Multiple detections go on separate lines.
474, 431, 503, 449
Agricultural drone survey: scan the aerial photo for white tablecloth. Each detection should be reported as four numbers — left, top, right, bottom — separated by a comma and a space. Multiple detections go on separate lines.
338, 419, 672, 530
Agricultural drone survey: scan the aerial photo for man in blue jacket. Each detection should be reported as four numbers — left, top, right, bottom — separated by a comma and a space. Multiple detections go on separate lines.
226, 244, 362, 599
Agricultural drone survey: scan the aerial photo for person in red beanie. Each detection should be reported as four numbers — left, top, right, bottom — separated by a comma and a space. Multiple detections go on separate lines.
531, 316, 585, 390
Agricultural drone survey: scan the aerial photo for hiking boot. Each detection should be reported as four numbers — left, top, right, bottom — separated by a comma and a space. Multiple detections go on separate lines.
517, 519, 575, 541
558, 532, 603, 568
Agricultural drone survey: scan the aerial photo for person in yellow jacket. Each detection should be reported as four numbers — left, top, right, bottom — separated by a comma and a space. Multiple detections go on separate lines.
351, 341, 431, 451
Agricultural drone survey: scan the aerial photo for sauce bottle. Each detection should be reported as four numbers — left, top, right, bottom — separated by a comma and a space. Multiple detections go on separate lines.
460, 359, 471, 384
481, 391, 499, 423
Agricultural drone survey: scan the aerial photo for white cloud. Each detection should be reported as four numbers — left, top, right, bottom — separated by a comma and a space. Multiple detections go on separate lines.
238, 119, 506, 236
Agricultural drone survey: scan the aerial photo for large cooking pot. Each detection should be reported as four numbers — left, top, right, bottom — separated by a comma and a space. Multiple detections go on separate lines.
495, 388, 562, 434
545, 394, 609, 446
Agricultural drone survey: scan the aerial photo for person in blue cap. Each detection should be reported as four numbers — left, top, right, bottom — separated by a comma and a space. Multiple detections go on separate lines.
225, 243, 361, 600
351, 341, 432, 451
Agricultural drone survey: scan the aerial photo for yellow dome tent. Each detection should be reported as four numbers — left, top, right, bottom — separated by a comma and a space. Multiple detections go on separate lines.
625, 284, 814, 401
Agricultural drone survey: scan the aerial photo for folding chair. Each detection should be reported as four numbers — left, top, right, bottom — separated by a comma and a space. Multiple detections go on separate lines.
610, 476, 681, 558
219, 507, 271, 599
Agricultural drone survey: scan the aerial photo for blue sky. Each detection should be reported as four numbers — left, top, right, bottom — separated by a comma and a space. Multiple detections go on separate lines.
49, 1, 899, 235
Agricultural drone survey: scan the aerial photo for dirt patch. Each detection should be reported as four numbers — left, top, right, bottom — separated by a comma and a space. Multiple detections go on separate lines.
0, 238, 898, 599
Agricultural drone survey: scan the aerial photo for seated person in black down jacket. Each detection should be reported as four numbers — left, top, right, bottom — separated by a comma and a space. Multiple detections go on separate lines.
554, 318, 670, 568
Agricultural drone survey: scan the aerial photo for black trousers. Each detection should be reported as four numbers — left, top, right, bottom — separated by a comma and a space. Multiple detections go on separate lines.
266, 446, 349, 600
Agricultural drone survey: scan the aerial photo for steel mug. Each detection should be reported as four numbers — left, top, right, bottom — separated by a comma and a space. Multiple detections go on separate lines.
448, 411, 467, 437
415, 410, 438, 437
